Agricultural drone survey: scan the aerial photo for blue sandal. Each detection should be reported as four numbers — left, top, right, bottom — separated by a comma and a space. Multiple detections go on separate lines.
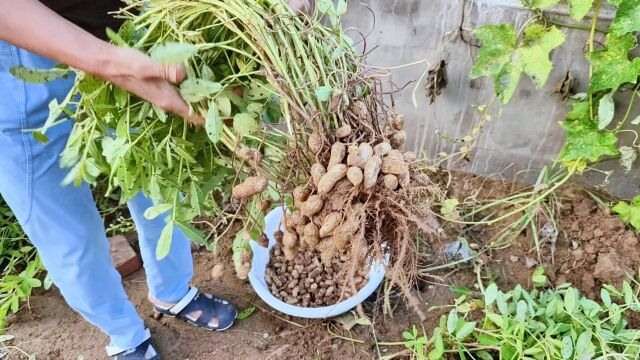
107, 330, 160, 360
152, 287, 237, 331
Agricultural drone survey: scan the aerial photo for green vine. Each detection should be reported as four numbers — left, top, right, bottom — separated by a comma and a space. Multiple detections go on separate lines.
453, 0, 640, 244
472, 0, 640, 174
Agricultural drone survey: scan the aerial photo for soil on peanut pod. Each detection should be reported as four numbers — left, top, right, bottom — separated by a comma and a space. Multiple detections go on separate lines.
4, 171, 640, 359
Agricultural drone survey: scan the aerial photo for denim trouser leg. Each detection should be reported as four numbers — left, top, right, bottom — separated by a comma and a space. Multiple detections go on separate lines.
128, 193, 193, 304
0, 41, 193, 354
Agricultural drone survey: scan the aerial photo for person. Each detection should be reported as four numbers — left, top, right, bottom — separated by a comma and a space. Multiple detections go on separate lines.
0, 0, 310, 359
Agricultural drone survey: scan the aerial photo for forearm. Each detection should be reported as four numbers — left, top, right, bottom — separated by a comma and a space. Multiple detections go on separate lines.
0, 0, 111, 76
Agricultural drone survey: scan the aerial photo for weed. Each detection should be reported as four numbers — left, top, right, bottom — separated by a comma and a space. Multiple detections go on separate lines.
391, 268, 640, 359
0, 197, 46, 332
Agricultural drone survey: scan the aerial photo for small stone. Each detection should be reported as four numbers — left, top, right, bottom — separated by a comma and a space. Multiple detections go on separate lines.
593, 253, 629, 281
571, 249, 584, 261
524, 256, 538, 269
623, 233, 639, 249
584, 244, 597, 254
509, 255, 519, 262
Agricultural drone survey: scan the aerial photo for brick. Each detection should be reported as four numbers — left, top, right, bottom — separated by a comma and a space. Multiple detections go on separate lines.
109, 235, 142, 278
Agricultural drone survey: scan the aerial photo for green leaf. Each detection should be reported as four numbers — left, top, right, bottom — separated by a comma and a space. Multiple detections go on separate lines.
558, 101, 618, 164
113, 86, 128, 108
232, 232, 252, 272
150, 42, 198, 64
216, 95, 232, 117
447, 310, 458, 334
516, 300, 527, 321
496, 291, 508, 315
598, 92, 615, 129
205, 102, 223, 144
522, 0, 561, 9
581, 298, 602, 317
532, 273, 547, 287
315, 86, 333, 102
106, 27, 127, 47
575, 330, 593, 356
336, 0, 348, 16
156, 221, 175, 260
316, 0, 339, 26
43, 273, 53, 290
623, 281, 634, 305
619, 146, 637, 173
561, 336, 574, 359
470, 24, 517, 79
588, 34, 640, 93
516, 25, 565, 87
429, 329, 444, 359
610, 0, 640, 35
236, 307, 256, 320
470, 24, 564, 103
612, 199, 640, 230
24, 278, 41, 288
233, 113, 259, 136
10, 65, 70, 83
610, 303, 621, 325
180, 79, 223, 103
564, 288, 578, 314
245, 81, 274, 101
494, 61, 522, 103
116, 20, 136, 44
190, 182, 202, 216
455, 322, 476, 340
568, 0, 594, 20
153, 106, 167, 123
144, 203, 172, 220
451, 285, 472, 297
485, 283, 498, 305
440, 198, 460, 219
613, 201, 631, 222
101, 137, 128, 166
532, 266, 547, 287
175, 221, 208, 246
601, 288, 612, 306
246, 103, 264, 115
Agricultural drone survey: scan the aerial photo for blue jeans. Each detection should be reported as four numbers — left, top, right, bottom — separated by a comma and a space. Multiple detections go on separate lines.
0, 41, 194, 355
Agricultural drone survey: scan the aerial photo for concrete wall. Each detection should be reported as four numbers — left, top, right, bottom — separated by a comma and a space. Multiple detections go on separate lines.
342, 0, 640, 198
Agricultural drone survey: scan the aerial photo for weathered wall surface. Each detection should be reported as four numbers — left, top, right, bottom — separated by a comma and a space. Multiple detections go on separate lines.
342, 0, 640, 198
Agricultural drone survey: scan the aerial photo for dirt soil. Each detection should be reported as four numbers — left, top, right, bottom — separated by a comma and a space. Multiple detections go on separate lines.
4, 172, 640, 359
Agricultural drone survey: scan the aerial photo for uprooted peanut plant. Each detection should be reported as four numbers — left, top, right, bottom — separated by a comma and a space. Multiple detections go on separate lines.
11, 0, 445, 313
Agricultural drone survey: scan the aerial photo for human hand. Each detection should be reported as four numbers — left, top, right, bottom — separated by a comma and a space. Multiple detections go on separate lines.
95, 45, 204, 126
287, 0, 314, 14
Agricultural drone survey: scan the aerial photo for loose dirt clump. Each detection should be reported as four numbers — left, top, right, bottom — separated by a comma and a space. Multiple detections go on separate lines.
553, 189, 640, 297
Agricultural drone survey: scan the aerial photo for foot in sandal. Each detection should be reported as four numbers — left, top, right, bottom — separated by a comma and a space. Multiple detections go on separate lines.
151, 287, 238, 331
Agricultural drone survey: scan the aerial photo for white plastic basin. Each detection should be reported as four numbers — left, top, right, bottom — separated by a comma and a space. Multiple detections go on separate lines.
248, 206, 387, 319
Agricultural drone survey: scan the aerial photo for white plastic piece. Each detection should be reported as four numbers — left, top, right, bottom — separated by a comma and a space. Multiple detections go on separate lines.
248, 207, 388, 319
